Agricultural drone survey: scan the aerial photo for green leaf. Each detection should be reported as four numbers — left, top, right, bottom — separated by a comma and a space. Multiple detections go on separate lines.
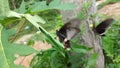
0, 26, 37, 68
71, 42, 92, 54
33, 15, 46, 24
0, 24, 9, 68
31, 0, 76, 12
0, 11, 21, 26
50, 51, 66, 68
102, 36, 114, 58
0, 11, 23, 26
85, 53, 98, 68
49, 0, 76, 10
52, 3, 77, 10
44, 35, 65, 56
17, 0, 26, 13
0, 0, 10, 20
0, 17, 19, 26
49, 0, 60, 7
69, 52, 85, 68
24, 14, 45, 29
77, 11, 86, 19
82, 1, 92, 10
113, 55, 120, 63
31, 1, 49, 12
24, 14, 65, 57
38, 25, 65, 56
7, 11, 22, 18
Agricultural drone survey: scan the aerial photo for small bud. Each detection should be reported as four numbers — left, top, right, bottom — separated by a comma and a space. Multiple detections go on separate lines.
89, 24, 94, 28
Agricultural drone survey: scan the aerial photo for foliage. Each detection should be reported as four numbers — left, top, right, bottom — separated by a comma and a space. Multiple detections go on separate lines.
0, 0, 106, 68
0, 0, 94, 68
77, 0, 92, 20
0, 24, 37, 68
0, 0, 10, 19
30, 0, 76, 12
101, 19, 120, 68
97, 0, 120, 9
30, 40, 96, 68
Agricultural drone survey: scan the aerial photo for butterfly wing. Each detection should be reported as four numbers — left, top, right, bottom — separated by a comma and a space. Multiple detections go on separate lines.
95, 18, 114, 35
56, 30, 66, 42
66, 27, 80, 40
56, 18, 81, 43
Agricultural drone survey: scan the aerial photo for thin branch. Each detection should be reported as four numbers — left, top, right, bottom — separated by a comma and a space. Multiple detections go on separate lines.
10, 19, 26, 42
10, 0, 17, 9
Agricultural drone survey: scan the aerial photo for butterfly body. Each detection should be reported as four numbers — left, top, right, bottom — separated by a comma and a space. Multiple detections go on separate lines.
56, 23, 69, 42
56, 18, 81, 48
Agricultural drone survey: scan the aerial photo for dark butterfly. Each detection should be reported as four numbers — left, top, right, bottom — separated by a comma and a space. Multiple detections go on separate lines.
56, 18, 81, 48
94, 18, 114, 36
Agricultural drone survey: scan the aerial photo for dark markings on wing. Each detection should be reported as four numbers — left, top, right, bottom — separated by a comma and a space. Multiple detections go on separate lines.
56, 18, 81, 48
95, 18, 114, 35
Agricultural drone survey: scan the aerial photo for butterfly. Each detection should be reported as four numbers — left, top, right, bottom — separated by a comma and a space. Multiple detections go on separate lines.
94, 18, 114, 36
56, 18, 81, 48
56, 18, 114, 48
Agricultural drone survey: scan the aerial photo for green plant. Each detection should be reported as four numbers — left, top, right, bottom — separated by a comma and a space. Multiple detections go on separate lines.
0, 0, 100, 68
102, 19, 120, 68
97, 0, 120, 9
77, 0, 92, 20
0, 0, 79, 68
